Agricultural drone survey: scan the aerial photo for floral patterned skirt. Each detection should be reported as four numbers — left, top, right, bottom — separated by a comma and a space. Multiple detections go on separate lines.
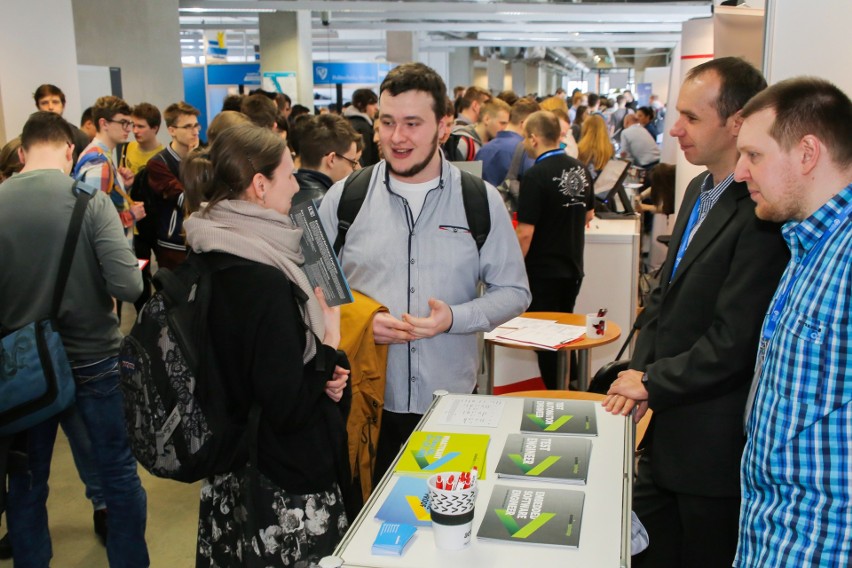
196, 467, 349, 568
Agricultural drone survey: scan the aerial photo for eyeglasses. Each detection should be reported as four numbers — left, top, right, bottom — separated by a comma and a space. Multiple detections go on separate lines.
173, 123, 202, 131
335, 153, 361, 171
107, 119, 133, 129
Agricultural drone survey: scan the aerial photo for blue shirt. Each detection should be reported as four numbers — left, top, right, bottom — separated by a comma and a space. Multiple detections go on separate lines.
736, 184, 852, 567
475, 131, 534, 187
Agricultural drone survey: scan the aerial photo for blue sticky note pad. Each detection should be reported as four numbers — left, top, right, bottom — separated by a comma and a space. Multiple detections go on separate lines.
372, 522, 417, 556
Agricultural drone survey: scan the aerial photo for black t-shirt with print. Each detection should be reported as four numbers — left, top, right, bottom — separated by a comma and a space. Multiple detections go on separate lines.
517, 151, 593, 279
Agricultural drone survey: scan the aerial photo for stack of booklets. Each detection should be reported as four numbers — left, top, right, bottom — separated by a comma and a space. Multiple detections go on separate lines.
520, 399, 598, 436
393, 431, 489, 478
372, 522, 417, 556
477, 485, 586, 548
495, 434, 592, 485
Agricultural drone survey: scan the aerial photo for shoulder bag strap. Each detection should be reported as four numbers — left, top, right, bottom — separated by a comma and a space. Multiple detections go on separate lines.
51, 182, 94, 319
506, 142, 526, 182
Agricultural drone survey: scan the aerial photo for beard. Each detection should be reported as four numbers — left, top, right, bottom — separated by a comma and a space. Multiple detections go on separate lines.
385, 132, 440, 179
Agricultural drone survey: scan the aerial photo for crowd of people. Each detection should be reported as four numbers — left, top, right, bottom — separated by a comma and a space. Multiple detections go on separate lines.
0, 56, 850, 568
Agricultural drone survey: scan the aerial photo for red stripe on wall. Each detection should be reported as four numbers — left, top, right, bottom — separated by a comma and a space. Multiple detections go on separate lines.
681, 53, 714, 60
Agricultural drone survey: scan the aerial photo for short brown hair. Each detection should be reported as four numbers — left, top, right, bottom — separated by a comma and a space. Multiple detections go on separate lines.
496, 90, 519, 106
33, 84, 65, 107
686, 57, 766, 123
20, 111, 73, 150
509, 98, 541, 125
240, 94, 278, 129
132, 102, 162, 130
524, 111, 562, 145
380, 62, 449, 123
163, 101, 200, 128
296, 114, 362, 170
458, 86, 491, 113
206, 110, 250, 146
92, 96, 132, 132
480, 98, 510, 120
741, 76, 852, 167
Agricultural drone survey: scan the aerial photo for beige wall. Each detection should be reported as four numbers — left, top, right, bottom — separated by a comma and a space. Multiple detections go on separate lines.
72, 0, 183, 144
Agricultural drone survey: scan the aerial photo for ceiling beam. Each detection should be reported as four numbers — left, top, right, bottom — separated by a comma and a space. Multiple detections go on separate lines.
179, 1, 710, 22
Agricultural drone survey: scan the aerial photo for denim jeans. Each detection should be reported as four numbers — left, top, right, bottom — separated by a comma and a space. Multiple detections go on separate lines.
7, 356, 150, 568
60, 403, 105, 510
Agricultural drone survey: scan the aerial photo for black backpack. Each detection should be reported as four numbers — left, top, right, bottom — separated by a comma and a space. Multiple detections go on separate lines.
118, 253, 253, 482
333, 164, 491, 255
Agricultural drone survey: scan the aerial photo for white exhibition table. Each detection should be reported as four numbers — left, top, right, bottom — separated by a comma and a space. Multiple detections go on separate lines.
329, 393, 634, 567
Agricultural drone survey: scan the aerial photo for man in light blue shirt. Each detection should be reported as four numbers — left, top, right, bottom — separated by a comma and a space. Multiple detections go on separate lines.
320, 63, 530, 484
733, 77, 852, 568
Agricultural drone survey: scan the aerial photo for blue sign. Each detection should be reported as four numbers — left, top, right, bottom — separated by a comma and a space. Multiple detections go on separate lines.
313, 62, 392, 85
207, 63, 261, 86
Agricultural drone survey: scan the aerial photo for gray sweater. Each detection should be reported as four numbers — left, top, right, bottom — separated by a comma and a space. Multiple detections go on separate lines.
0, 169, 142, 360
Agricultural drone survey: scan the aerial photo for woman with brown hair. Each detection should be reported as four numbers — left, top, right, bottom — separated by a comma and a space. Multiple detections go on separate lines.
183, 123, 351, 567
577, 114, 614, 178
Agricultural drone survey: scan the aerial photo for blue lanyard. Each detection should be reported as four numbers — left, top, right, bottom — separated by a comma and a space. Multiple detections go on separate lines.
670, 198, 701, 281
535, 149, 563, 164
762, 200, 852, 343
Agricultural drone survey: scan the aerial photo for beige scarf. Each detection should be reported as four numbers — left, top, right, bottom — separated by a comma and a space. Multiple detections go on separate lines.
183, 199, 324, 362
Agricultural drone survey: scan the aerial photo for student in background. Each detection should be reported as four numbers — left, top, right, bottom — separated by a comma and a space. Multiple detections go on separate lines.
124, 103, 163, 175
577, 114, 614, 179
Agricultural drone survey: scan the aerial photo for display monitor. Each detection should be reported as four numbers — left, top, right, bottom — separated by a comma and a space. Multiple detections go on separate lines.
593, 159, 634, 216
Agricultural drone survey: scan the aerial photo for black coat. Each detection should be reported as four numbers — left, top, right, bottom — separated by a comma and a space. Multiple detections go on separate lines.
631, 174, 789, 497
294, 169, 333, 207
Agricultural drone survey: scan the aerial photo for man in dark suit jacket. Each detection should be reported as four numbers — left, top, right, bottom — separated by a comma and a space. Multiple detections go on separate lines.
603, 58, 790, 567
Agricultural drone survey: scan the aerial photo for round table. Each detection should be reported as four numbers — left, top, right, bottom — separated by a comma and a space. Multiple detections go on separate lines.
485, 312, 622, 393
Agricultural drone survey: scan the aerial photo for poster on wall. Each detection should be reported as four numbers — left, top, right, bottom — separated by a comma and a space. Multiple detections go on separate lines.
262, 72, 297, 96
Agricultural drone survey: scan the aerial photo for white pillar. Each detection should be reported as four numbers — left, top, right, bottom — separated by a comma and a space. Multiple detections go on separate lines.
448, 48, 472, 90
511, 61, 527, 96
387, 31, 419, 64
486, 56, 506, 94
259, 11, 314, 109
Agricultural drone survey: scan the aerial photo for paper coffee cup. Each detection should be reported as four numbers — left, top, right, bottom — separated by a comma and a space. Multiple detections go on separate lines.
586, 313, 607, 338
427, 473, 477, 550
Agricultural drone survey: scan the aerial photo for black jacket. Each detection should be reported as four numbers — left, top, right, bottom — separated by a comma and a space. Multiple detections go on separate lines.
632, 174, 789, 497
294, 169, 333, 207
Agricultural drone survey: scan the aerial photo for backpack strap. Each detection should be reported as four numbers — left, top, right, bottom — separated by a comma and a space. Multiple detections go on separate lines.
51, 181, 94, 320
505, 142, 526, 183
332, 164, 490, 254
465, 136, 477, 161
333, 164, 376, 255
459, 170, 490, 251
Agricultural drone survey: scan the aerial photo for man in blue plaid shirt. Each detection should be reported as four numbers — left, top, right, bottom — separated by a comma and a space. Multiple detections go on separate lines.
734, 77, 852, 566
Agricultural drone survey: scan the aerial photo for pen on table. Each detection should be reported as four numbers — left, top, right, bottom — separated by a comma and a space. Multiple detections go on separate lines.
566, 514, 575, 537
597, 307, 608, 318
573, 456, 580, 474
